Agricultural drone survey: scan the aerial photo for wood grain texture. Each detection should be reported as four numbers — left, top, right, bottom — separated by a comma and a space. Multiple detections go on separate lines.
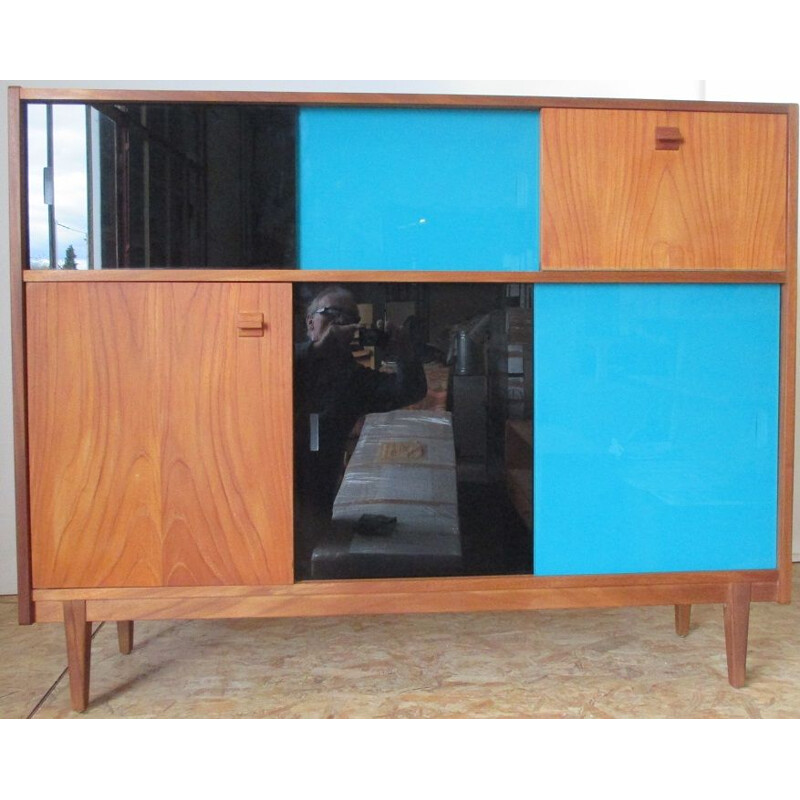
8, 87, 34, 623
675, 604, 692, 637
31, 567, 779, 599
724, 583, 752, 688
541, 109, 788, 270
778, 103, 798, 604
29, 570, 780, 623
22, 268, 787, 285
117, 621, 133, 654
27, 283, 162, 587
29, 581, 779, 623
73, 582, 764, 622
158, 283, 293, 586
13, 86, 795, 115
27, 282, 293, 589
63, 600, 91, 712
778, 260, 797, 602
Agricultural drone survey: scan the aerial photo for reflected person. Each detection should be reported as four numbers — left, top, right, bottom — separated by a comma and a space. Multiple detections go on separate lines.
294, 286, 427, 557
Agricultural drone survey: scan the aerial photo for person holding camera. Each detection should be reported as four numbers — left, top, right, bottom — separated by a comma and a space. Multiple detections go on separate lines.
294, 286, 427, 564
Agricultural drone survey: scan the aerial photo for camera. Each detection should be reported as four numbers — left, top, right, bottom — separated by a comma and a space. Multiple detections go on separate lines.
358, 326, 390, 347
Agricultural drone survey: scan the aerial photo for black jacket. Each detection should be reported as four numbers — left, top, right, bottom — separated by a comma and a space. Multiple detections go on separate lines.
294, 340, 427, 514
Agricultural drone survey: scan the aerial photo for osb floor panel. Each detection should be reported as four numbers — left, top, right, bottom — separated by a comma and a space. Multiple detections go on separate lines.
3, 568, 800, 718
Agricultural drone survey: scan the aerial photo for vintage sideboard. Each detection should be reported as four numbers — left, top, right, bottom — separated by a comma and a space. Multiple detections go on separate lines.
7, 87, 798, 711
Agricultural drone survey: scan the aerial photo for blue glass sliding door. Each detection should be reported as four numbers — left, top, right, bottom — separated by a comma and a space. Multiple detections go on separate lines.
533, 284, 780, 575
298, 108, 539, 271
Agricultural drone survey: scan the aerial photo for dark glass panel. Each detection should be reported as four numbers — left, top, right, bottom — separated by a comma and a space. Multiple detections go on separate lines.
25, 102, 297, 269
293, 282, 534, 581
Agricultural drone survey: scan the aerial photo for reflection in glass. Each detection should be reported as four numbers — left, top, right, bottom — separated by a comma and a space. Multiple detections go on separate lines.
293, 283, 534, 581
25, 102, 297, 268
27, 104, 90, 268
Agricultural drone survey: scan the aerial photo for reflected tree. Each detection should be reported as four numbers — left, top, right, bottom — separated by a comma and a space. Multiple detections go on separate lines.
61, 245, 77, 269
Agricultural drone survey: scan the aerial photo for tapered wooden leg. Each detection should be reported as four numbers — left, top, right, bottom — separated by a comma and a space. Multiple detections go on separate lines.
63, 600, 91, 712
724, 583, 752, 689
117, 621, 134, 655
674, 604, 691, 637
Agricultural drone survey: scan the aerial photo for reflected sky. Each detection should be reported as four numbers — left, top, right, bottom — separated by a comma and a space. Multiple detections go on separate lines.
27, 103, 89, 268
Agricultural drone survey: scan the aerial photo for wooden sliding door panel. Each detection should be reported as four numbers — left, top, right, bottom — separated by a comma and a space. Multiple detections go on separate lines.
27, 283, 163, 587
27, 282, 293, 589
158, 283, 293, 586
541, 108, 788, 270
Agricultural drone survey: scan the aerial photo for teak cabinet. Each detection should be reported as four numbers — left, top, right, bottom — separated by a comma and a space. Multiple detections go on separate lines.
7, 88, 799, 712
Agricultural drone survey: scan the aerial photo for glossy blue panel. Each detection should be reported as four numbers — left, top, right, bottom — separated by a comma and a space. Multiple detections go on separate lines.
533, 285, 780, 575
298, 108, 539, 271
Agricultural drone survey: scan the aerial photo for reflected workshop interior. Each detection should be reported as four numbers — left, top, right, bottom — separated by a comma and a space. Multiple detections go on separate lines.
293, 282, 533, 580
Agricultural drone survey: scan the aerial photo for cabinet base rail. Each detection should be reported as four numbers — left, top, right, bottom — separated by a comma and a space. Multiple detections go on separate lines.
52, 579, 766, 711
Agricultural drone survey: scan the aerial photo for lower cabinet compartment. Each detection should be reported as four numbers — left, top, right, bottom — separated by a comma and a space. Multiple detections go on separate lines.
27, 279, 783, 586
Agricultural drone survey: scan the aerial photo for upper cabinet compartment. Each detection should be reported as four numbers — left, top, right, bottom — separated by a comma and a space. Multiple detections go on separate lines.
22, 96, 792, 274
298, 108, 540, 271
541, 108, 788, 270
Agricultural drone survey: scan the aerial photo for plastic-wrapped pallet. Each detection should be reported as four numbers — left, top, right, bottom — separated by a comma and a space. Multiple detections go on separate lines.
311, 410, 462, 578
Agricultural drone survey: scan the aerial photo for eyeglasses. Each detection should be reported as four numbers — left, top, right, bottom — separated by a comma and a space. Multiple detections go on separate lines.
312, 306, 361, 325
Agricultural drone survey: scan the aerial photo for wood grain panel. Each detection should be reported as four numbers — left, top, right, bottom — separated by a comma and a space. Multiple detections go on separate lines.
30, 576, 779, 622
724, 582, 752, 688
14, 87, 794, 115
27, 282, 293, 588
158, 283, 293, 585
778, 103, 798, 604
22, 268, 787, 285
30, 567, 777, 597
73, 582, 767, 621
28, 283, 162, 587
8, 87, 34, 622
541, 109, 788, 270
63, 600, 91, 711
31, 569, 779, 622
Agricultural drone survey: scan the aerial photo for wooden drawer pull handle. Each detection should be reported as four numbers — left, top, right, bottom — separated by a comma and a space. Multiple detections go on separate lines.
655, 126, 684, 150
237, 312, 265, 337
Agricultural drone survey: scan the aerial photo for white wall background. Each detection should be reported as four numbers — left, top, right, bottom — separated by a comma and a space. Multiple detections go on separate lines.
1, 79, 797, 595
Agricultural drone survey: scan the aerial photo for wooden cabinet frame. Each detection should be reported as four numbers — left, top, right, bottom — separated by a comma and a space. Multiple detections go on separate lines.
7, 87, 799, 711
